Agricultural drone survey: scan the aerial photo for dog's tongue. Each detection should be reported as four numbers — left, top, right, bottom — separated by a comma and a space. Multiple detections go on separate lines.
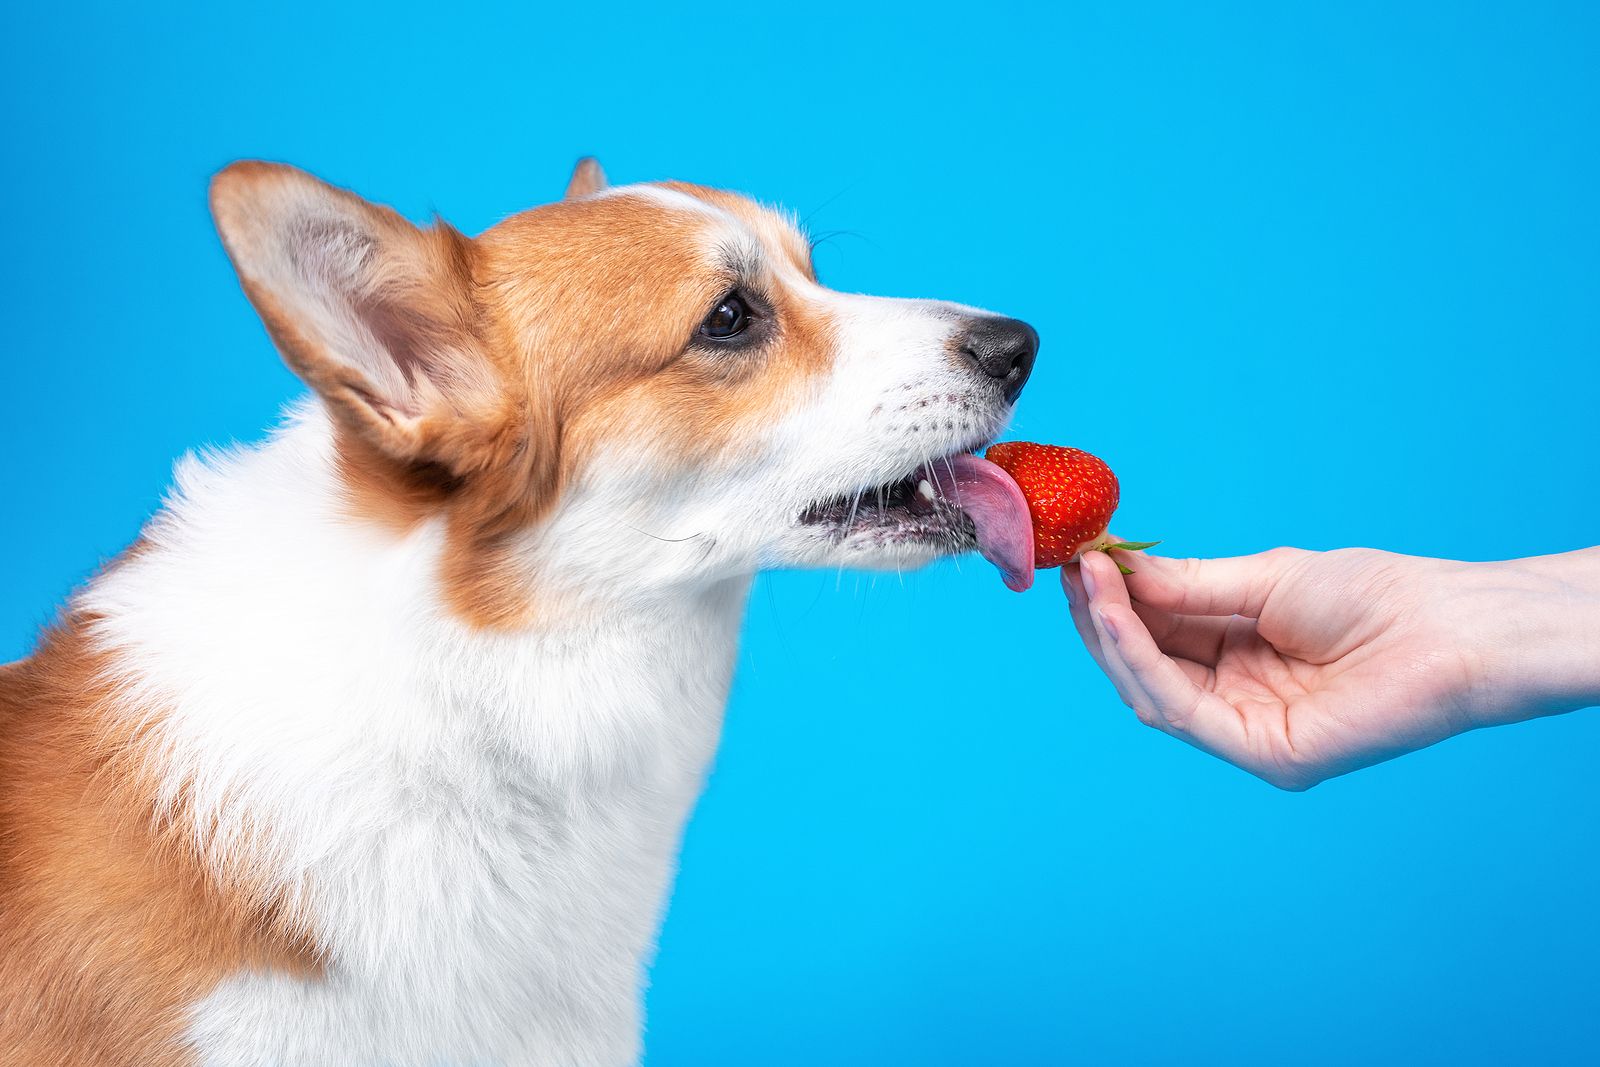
929, 454, 1035, 592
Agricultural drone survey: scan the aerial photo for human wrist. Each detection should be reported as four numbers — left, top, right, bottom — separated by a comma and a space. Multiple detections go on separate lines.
1469, 549, 1600, 726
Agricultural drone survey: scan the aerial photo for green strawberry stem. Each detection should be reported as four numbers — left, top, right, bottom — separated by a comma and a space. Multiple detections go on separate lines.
1092, 539, 1162, 575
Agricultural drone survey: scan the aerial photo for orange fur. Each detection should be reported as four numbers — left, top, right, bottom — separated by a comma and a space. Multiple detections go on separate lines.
304, 169, 840, 628
0, 614, 319, 1067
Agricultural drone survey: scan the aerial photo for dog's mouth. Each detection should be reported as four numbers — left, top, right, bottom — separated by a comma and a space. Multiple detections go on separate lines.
798, 451, 1036, 590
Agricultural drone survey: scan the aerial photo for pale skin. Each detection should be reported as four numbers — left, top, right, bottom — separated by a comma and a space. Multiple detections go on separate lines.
1063, 545, 1600, 790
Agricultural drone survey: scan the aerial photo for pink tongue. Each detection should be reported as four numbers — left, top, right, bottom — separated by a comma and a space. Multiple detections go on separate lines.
928, 454, 1036, 592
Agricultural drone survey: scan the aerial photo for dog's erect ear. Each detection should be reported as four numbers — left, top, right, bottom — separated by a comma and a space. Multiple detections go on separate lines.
564, 157, 608, 200
210, 161, 514, 472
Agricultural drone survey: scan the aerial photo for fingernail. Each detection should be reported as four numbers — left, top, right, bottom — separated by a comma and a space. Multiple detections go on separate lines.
1080, 560, 1099, 600
1062, 569, 1079, 606
1097, 608, 1121, 644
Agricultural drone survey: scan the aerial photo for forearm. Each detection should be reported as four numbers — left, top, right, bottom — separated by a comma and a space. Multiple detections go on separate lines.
1472, 547, 1600, 725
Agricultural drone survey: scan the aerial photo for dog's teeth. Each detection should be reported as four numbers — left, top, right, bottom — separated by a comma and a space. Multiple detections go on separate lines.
916, 479, 935, 502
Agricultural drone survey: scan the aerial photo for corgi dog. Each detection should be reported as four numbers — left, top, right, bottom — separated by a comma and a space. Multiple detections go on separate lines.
0, 159, 1038, 1066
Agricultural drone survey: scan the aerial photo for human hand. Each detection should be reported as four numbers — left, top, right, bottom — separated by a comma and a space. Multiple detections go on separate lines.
1064, 545, 1600, 789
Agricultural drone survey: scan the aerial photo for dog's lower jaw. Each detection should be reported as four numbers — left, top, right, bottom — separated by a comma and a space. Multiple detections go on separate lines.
83, 405, 750, 1067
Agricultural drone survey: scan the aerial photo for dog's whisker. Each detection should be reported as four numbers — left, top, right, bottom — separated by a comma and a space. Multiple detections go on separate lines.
618, 521, 707, 544
842, 489, 863, 541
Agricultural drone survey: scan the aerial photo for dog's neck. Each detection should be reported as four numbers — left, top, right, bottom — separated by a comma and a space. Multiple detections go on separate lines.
82, 402, 749, 1062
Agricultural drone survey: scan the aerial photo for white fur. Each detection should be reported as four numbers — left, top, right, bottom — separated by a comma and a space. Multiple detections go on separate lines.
86, 406, 743, 1066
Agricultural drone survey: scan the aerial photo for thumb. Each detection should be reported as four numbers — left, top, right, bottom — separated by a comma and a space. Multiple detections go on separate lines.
1122, 547, 1309, 619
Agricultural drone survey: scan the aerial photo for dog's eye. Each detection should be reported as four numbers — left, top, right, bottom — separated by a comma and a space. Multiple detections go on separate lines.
699, 293, 749, 340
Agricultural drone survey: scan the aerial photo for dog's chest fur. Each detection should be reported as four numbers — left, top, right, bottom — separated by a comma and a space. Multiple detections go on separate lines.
85, 409, 745, 1066
185, 738, 716, 1067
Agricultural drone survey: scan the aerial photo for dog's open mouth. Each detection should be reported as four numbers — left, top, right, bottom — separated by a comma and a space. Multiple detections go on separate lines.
798, 452, 1036, 590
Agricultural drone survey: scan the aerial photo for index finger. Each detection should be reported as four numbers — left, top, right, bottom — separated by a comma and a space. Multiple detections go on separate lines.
1080, 551, 1256, 762
1124, 548, 1310, 619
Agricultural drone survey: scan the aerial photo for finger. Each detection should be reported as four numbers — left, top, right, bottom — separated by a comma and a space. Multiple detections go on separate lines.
1129, 600, 1233, 667
1080, 553, 1258, 763
1078, 552, 1163, 714
1093, 600, 1256, 766
1079, 546, 1137, 617
1123, 548, 1310, 618
1075, 559, 1209, 700
1171, 656, 1217, 689
1062, 563, 1114, 676
1081, 560, 1222, 688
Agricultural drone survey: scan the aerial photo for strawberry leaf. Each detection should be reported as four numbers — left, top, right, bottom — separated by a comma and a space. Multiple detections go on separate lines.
1106, 540, 1161, 552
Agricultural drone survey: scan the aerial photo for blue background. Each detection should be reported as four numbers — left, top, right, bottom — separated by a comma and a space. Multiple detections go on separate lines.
4, 2, 1598, 1063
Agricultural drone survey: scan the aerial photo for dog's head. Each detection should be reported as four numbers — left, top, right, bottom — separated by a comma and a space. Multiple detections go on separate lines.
211, 159, 1038, 626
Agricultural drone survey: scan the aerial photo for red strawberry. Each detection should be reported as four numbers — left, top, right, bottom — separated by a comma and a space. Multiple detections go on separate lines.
983, 442, 1156, 571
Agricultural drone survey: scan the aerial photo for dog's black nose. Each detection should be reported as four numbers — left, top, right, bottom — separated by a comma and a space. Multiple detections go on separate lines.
959, 317, 1038, 404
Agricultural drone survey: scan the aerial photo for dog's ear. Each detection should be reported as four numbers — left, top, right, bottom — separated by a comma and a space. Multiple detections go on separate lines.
564, 157, 608, 200
210, 161, 516, 474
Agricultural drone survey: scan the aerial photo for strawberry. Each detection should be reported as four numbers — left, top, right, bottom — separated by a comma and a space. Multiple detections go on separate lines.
983, 442, 1157, 571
